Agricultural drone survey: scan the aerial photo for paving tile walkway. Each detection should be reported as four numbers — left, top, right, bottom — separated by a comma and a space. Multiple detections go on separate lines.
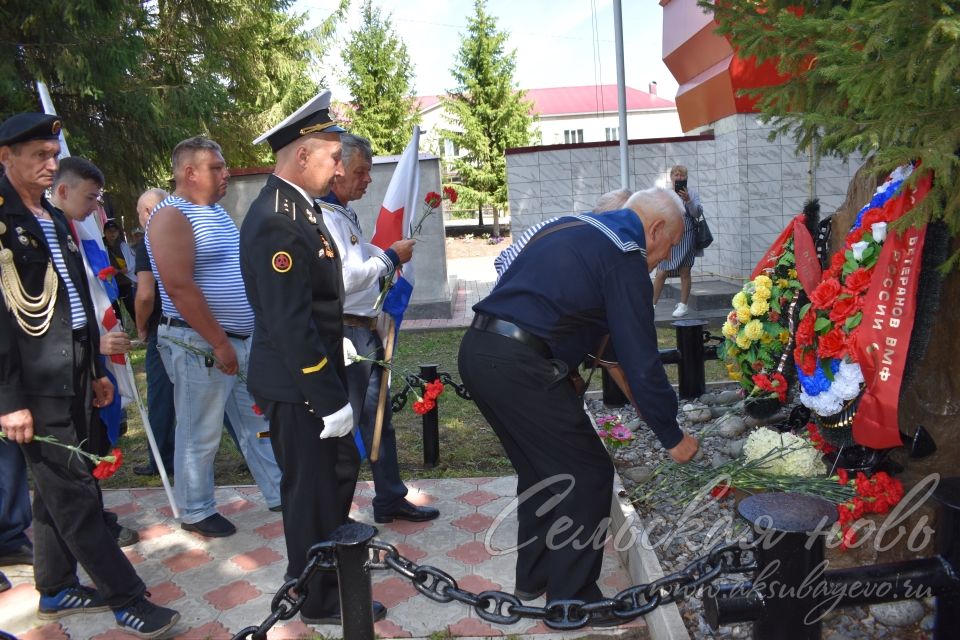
0, 478, 646, 639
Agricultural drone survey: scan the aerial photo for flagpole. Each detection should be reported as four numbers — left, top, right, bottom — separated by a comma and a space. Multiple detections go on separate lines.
369, 316, 396, 462
36, 80, 178, 518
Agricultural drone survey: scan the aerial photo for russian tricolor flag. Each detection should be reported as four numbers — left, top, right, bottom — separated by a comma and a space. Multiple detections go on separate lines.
370, 127, 421, 328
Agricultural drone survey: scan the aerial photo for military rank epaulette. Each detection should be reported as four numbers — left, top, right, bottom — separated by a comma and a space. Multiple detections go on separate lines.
273, 190, 317, 224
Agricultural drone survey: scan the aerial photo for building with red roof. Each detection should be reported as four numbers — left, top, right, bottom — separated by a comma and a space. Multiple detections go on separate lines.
418, 83, 682, 157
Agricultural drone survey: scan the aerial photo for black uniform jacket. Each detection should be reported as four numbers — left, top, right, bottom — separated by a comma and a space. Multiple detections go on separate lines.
0, 177, 104, 415
239, 174, 349, 419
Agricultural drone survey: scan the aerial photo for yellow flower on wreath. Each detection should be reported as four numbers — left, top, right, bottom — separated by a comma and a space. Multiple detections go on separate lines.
778, 330, 790, 345
722, 321, 738, 339
750, 297, 769, 317
754, 275, 772, 289
788, 268, 798, 279
736, 307, 751, 323
759, 331, 774, 345
732, 292, 748, 308
743, 319, 764, 341
726, 363, 743, 381
735, 334, 753, 350
753, 285, 771, 302
776, 278, 790, 289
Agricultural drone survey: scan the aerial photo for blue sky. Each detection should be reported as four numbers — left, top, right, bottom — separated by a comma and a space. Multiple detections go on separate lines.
293, 0, 679, 100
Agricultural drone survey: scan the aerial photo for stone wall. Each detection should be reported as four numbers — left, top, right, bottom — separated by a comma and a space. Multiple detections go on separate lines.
220, 155, 452, 319
506, 114, 865, 280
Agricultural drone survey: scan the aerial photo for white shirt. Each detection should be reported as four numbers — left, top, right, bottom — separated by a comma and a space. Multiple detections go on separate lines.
318, 199, 395, 317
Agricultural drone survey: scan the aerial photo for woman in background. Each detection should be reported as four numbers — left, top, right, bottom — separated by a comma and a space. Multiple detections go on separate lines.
652, 165, 701, 317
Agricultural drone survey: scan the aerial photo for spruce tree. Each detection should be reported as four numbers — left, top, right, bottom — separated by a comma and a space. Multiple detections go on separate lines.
441, 0, 536, 237
339, 0, 419, 156
0, 0, 346, 213
704, 0, 960, 266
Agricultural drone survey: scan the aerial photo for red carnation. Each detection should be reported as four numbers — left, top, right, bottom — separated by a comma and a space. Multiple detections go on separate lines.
768, 310, 781, 322
413, 398, 436, 415
424, 192, 442, 208
844, 268, 872, 295
844, 331, 860, 360
98, 266, 118, 280
710, 482, 732, 499
817, 327, 847, 359
92, 448, 123, 480
442, 186, 458, 204
810, 278, 842, 310
252, 404, 263, 416
846, 226, 865, 245
829, 250, 847, 274
423, 379, 445, 401
798, 347, 817, 376
796, 311, 816, 347
861, 207, 889, 230
828, 295, 859, 325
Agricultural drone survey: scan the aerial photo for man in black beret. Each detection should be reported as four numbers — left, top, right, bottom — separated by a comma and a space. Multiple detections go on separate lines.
239, 90, 388, 625
0, 112, 179, 637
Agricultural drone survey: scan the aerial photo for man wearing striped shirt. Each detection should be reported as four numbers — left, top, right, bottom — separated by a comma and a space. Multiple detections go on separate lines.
147, 136, 282, 538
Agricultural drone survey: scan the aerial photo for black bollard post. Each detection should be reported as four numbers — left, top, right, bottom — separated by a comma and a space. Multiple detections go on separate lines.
932, 477, 960, 639
673, 318, 708, 399
330, 521, 378, 640
706, 492, 837, 640
420, 364, 440, 468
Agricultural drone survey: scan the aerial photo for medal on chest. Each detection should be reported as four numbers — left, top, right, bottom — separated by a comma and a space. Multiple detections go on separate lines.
319, 233, 335, 259
350, 234, 358, 245
66, 236, 79, 253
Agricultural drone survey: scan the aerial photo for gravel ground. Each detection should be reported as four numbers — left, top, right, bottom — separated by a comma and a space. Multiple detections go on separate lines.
586, 391, 936, 639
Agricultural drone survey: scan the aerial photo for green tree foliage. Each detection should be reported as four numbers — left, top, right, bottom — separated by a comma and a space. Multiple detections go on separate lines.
339, 0, 419, 155
703, 0, 960, 266
0, 0, 347, 214
441, 0, 536, 236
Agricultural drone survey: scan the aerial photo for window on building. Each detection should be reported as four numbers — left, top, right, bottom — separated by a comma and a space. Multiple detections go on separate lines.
443, 138, 460, 157
563, 129, 584, 144
605, 127, 619, 142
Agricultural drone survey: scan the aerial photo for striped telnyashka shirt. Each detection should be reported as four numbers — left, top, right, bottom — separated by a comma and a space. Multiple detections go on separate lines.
145, 195, 254, 336
37, 218, 87, 329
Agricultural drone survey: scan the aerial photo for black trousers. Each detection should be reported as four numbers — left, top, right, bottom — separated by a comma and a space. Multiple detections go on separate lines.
21, 337, 145, 608
458, 328, 614, 601
265, 400, 360, 617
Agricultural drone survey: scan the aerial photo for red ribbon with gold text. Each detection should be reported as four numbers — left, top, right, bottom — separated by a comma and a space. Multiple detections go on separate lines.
853, 172, 932, 449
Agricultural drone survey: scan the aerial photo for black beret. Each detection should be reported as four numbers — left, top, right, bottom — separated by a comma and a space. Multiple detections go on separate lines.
0, 113, 62, 147
103, 219, 120, 231
253, 90, 346, 153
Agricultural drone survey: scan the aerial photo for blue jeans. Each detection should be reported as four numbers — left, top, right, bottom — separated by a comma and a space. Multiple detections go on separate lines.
344, 325, 408, 515
0, 439, 31, 555
144, 333, 176, 473
157, 325, 282, 523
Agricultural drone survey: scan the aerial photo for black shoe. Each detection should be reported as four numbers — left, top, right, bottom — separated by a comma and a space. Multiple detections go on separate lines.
514, 585, 547, 601
374, 500, 440, 523
116, 526, 141, 548
301, 600, 387, 625
38, 584, 110, 620
114, 597, 180, 638
0, 544, 33, 567
132, 465, 159, 477
181, 514, 236, 538
0, 572, 10, 593
268, 504, 282, 513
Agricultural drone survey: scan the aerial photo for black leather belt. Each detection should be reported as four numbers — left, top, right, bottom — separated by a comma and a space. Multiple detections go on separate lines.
160, 315, 250, 341
470, 313, 551, 359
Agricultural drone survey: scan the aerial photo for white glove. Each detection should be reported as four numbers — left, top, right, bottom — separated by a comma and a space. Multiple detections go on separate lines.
319, 402, 354, 439
343, 337, 358, 366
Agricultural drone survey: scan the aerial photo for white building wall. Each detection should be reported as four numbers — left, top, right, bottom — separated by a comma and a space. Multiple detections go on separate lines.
536, 109, 683, 146
506, 114, 864, 281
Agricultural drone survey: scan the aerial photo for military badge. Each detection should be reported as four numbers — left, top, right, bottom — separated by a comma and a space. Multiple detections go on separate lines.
319, 234, 335, 258
305, 209, 317, 225
30, 238, 38, 248
0, 196, 5, 206
0, 221, 6, 234
272, 251, 293, 273
350, 234, 358, 245
18, 234, 29, 246
66, 237, 79, 253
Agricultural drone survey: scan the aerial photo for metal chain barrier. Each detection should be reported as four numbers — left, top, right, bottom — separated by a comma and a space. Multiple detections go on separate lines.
368, 538, 757, 630
231, 542, 337, 640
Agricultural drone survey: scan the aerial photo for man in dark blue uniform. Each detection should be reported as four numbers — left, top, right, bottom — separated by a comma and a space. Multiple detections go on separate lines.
458, 187, 700, 610
0, 113, 178, 636
239, 91, 387, 626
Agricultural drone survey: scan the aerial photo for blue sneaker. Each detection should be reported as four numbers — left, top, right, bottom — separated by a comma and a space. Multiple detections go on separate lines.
38, 584, 110, 619
114, 597, 180, 638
